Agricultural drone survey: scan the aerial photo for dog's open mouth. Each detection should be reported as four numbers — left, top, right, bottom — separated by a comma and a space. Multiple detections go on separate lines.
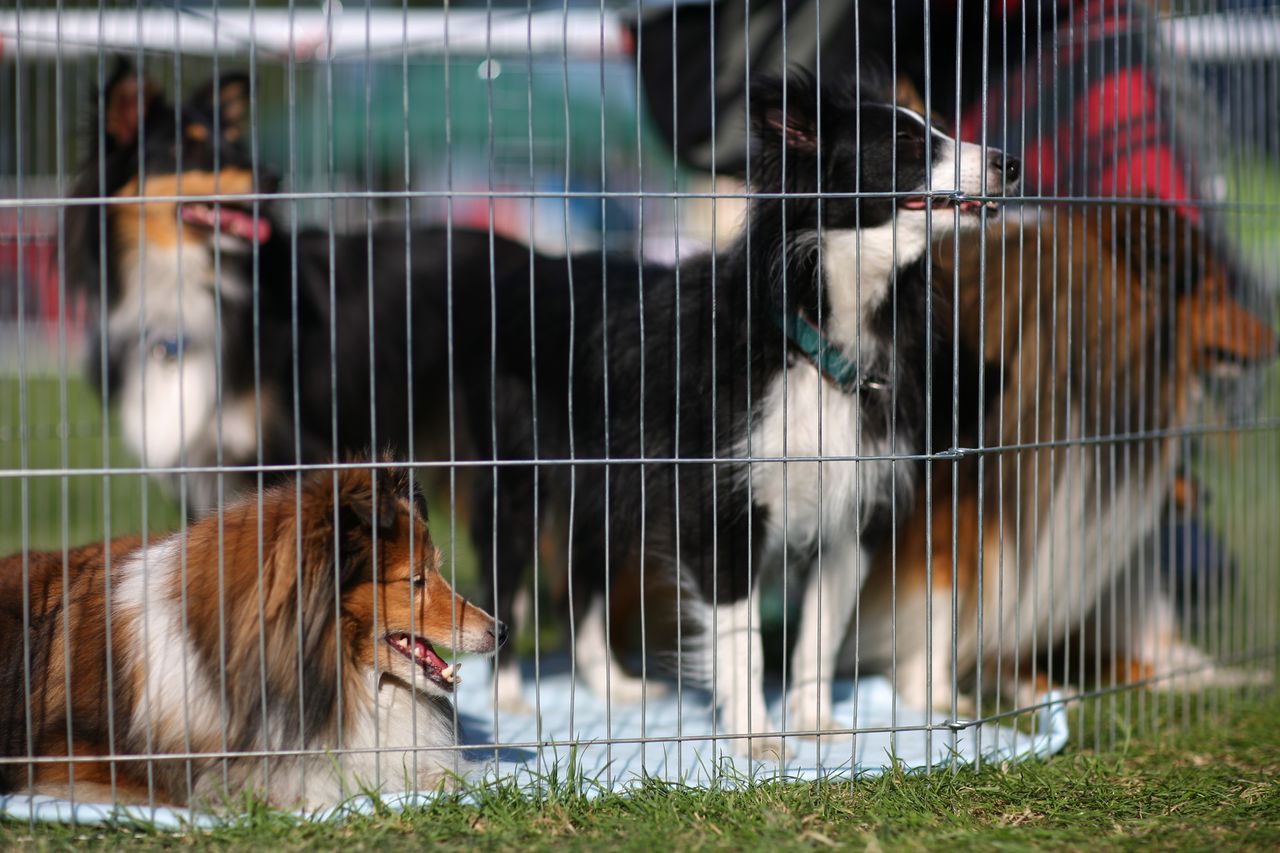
180, 201, 272, 244
386, 633, 460, 691
1203, 347, 1256, 379
900, 196, 1001, 215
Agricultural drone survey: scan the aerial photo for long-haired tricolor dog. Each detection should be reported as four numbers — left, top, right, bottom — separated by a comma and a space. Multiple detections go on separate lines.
471, 70, 1021, 757
0, 465, 506, 809
843, 206, 1278, 713
67, 64, 523, 513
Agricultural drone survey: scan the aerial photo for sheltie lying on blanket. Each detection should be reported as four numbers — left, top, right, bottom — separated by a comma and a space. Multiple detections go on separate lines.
0, 465, 506, 809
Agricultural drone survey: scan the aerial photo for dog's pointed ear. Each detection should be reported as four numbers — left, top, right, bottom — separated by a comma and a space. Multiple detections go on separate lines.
751, 73, 819, 154
100, 60, 161, 151
188, 72, 252, 142
327, 469, 400, 589
345, 479, 398, 535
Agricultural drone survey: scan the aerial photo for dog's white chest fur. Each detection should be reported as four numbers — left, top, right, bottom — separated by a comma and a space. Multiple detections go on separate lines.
749, 362, 893, 551
112, 244, 258, 511
747, 225, 919, 550
279, 677, 459, 809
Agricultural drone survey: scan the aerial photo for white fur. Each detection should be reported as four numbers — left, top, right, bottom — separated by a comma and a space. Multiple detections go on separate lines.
494, 591, 664, 715
115, 535, 227, 759
709, 596, 783, 759
576, 595, 665, 707
890, 106, 1000, 200
119, 342, 218, 472
924, 137, 998, 202
787, 534, 876, 734
107, 243, 229, 346
111, 241, 255, 512
1088, 564, 1271, 693
1015, 460, 1165, 656
744, 365, 899, 743
253, 675, 460, 810
750, 366, 897, 549
891, 585, 970, 716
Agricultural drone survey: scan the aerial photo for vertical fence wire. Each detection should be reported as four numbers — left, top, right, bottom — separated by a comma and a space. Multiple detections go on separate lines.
0, 0, 1277, 815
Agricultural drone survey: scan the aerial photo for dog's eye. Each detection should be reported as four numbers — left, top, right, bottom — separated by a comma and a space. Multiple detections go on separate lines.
896, 130, 914, 142
411, 573, 427, 587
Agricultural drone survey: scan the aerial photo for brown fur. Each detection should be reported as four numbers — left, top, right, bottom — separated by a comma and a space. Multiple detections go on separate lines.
857, 205, 1276, 705
0, 537, 145, 797
110, 169, 256, 252
0, 465, 499, 807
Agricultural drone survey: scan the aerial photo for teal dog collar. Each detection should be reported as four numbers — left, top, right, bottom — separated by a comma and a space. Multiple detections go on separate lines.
772, 308, 888, 393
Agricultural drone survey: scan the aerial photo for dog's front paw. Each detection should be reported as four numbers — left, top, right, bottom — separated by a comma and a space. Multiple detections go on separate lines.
743, 734, 790, 761
495, 691, 535, 715
786, 694, 844, 738
719, 711, 791, 760
590, 668, 670, 706
494, 666, 535, 715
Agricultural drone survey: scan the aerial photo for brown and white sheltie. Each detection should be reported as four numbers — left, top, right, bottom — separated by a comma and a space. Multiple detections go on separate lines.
0, 465, 506, 809
842, 205, 1278, 713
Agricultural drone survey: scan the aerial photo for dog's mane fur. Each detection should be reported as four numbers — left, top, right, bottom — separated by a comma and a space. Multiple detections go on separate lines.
0, 466, 466, 807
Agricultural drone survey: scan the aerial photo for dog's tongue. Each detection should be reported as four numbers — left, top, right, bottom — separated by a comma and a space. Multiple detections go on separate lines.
415, 638, 447, 673
219, 207, 272, 243
182, 204, 272, 243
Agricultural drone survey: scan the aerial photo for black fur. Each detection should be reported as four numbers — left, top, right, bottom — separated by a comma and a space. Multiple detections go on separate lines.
475, 71, 957, 684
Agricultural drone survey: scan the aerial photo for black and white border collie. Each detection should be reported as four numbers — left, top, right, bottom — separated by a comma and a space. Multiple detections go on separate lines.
495, 71, 1020, 756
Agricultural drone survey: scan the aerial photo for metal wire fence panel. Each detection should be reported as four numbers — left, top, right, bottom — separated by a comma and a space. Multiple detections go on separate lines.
0, 0, 1276, 819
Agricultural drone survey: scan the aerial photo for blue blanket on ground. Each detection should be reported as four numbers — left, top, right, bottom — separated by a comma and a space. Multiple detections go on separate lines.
1, 659, 1068, 828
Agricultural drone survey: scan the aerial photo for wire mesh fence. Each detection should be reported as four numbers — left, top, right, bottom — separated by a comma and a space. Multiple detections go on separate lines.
0, 0, 1277, 820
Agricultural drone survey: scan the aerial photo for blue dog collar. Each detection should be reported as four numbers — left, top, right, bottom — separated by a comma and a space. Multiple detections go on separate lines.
148, 331, 190, 362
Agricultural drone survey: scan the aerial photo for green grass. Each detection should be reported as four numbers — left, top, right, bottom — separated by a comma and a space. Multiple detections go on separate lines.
1, 692, 1278, 850
1224, 157, 1280, 268
0, 375, 183, 555
0, 373, 480, 576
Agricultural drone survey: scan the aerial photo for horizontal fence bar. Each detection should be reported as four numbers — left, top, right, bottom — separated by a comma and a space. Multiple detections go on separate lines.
1, 191, 1276, 213
0, 9, 628, 61
0, 417, 1277, 480
1, 11, 1273, 62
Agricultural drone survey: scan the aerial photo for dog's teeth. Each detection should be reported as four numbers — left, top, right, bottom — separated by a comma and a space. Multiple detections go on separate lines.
441, 664, 456, 682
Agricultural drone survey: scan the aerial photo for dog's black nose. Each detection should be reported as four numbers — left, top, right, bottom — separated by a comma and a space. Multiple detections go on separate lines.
491, 620, 510, 648
996, 153, 1021, 187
